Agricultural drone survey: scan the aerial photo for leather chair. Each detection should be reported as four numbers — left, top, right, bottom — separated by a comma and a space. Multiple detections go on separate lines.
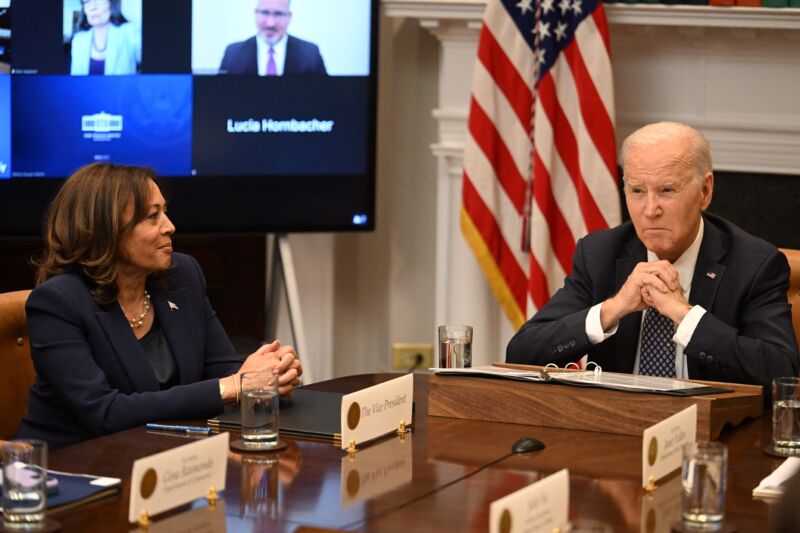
780, 248, 800, 352
0, 290, 34, 439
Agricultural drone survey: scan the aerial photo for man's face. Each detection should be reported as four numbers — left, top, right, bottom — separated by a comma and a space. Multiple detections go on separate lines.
623, 137, 713, 263
255, 0, 291, 45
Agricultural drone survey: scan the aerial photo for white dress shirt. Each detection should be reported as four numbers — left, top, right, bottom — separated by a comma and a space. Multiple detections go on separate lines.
256, 34, 288, 76
584, 219, 708, 378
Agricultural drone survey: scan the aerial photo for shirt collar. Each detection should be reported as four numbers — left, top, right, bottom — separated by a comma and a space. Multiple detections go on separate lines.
647, 217, 704, 296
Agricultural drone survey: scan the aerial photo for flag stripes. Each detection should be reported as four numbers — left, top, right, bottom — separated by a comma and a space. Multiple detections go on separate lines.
461, 0, 621, 329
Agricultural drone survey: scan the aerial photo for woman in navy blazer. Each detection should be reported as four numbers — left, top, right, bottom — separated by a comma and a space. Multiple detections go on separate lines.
18, 163, 302, 449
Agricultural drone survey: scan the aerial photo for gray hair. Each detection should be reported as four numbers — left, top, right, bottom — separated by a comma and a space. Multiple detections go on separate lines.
620, 122, 713, 184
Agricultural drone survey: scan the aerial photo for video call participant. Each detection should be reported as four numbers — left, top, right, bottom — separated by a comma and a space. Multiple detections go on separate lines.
506, 122, 798, 397
219, 0, 326, 76
70, 0, 141, 75
17, 163, 302, 449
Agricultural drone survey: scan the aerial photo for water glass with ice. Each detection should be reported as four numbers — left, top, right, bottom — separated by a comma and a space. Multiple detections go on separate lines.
681, 441, 727, 531
438, 325, 473, 368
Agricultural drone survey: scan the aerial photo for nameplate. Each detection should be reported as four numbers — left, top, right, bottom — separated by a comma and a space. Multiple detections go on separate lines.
642, 404, 696, 488
489, 468, 569, 533
340, 373, 414, 450
341, 432, 413, 506
128, 432, 229, 523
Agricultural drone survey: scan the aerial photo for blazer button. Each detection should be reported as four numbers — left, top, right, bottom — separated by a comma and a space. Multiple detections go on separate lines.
557, 344, 564, 352
706, 354, 714, 364
569, 340, 576, 347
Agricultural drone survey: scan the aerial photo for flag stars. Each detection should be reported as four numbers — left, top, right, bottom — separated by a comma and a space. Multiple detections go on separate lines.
555, 21, 568, 41
571, 0, 583, 15
534, 49, 546, 66
559, 0, 571, 15
535, 20, 551, 40
516, 0, 534, 14
541, 0, 555, 14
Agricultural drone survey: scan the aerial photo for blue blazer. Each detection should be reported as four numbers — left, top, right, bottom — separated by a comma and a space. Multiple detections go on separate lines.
70, 22, 141, 75
18, 253, 243, 449
506, 213, 799, 394
219, 35, 327, 75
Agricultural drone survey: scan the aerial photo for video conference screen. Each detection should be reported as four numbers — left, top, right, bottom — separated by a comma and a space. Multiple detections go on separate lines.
0, 0, 377, 235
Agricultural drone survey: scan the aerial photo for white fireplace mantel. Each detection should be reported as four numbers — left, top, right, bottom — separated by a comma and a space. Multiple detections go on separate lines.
382, 0, 800, 363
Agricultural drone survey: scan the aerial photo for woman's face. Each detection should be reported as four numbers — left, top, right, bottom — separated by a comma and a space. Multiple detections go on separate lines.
118, 180, 176, 278
83, 0, 112, 28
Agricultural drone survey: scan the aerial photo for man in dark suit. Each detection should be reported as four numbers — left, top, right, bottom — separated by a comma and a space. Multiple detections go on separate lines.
219, 0, 326, 76
506, 122, 798, 395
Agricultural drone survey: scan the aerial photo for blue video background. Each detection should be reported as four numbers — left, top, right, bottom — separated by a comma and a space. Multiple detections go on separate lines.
11, 75, 192, 177
0, 75, 9, 179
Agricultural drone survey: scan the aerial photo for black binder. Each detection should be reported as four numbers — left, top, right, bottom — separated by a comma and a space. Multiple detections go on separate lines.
208, 387, 343, 441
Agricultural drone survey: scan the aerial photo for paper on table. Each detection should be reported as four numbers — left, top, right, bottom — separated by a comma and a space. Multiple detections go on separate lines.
753, 457, 800, 499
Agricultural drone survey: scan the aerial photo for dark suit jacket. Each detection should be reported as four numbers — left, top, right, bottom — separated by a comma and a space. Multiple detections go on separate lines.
17, 253, 243, 449
219, 35, 327, 75
506, 213, 799, 394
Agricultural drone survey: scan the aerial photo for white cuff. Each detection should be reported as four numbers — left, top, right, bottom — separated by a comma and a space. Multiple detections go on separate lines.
673, 305, 707, 348
586, 302, 618, 344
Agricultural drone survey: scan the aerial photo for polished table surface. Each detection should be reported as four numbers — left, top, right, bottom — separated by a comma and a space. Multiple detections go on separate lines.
46, 373, 785, 532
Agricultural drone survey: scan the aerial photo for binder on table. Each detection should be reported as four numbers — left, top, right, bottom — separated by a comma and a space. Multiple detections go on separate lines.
208, 387, 343, 442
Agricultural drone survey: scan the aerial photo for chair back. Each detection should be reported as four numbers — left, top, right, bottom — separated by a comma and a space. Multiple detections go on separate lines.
0, 290, 34, 439
780, 249, 800, 353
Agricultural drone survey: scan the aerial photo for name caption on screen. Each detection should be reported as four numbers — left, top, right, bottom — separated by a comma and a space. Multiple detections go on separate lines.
226, 118, 335, 134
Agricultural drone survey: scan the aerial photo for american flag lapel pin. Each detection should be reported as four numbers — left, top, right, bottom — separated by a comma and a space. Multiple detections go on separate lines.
706, 272, 716, 279
168, 300, 180, 311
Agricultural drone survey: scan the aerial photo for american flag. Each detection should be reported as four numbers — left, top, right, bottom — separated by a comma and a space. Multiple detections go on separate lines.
461, 0, 621, 328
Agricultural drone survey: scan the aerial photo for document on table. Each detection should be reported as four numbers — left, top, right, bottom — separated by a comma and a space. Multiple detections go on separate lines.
434, 365, 732, 396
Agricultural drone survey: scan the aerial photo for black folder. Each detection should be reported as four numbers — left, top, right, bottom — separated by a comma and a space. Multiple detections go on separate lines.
208, 387, 343, 441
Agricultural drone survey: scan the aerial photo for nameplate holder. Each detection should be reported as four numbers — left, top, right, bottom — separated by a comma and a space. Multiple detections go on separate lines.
489, 468, 569, 533
642, 404, 697, 488
340, 373, 414, 451
128, 432, 229, 524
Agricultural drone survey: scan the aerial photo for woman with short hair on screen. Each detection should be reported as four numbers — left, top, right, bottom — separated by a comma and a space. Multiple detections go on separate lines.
69, 0, 141, 75
17, 162, 302, 449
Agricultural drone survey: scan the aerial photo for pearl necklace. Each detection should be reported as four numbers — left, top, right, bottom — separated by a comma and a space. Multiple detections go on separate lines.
125, 290, 151, 329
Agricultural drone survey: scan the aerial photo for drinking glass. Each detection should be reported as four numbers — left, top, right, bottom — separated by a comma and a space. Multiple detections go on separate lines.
772, 377, 800, 454
681, 441, 727, 531
240, 371, 280, 449
2, 439, 48, 528
438, 325, 473, 368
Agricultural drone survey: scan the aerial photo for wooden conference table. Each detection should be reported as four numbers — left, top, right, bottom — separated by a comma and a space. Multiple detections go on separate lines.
46, 373, 783, 531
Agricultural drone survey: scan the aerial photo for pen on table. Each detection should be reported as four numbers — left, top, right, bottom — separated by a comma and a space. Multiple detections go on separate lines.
146, 423, 212, 434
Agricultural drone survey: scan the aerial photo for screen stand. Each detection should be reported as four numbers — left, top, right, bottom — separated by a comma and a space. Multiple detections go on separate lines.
264, 233, 312, 384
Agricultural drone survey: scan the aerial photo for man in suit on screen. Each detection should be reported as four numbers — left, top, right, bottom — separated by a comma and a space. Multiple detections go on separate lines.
506, 122, 798, 398
219, 0, 327, 76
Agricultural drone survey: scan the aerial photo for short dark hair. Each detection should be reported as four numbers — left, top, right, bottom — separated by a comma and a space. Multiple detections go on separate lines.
35, 163, 167, 304
77, 0, 128, 31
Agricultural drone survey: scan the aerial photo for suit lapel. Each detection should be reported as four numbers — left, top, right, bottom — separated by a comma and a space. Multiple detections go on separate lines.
690, 218, 727, 310
284, 36, 298, 75
683, 217, 726, 376
614, 238, 647, 372
96, 305, 159, 392
152, 287, 199, 384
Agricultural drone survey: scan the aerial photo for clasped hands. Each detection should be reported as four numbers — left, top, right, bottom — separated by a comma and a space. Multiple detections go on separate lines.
220, 340, 303, 402
600, 260, 692, 332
